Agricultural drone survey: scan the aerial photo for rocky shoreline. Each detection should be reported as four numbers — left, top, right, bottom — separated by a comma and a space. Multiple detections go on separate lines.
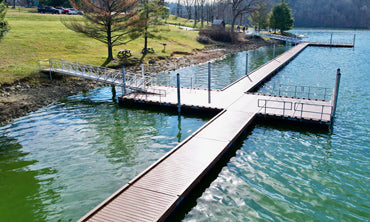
0, 39, 270, 126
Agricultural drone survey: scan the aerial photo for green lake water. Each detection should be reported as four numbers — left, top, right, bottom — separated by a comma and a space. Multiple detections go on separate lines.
0, 29, 369, 221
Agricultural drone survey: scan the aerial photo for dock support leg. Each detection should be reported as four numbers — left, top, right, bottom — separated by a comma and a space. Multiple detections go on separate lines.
122, 67, 127, 95
332, 68, 341, 120
208, 62, 211, 104
273, 44, 276, 59
245, 52, 249, 76
177, 73, 181, 113
111, 84, 116, 98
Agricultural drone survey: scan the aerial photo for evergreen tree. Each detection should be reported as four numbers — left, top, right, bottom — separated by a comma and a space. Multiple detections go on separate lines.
0, 0, 9, 40
268, 0, 293, 33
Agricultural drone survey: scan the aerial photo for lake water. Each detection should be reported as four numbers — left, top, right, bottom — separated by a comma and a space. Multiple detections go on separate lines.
183, 30, 370, 221
0, 29, 369, 221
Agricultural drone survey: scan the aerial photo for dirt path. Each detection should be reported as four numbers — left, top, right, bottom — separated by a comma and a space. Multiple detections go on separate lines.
0, 39, 270, 126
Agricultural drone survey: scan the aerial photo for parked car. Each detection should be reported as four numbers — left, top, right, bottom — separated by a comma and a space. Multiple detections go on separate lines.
62, 8, 70, 14
55, 7, 64, 14
66, 8, 78, 15
38, 6, 60, 14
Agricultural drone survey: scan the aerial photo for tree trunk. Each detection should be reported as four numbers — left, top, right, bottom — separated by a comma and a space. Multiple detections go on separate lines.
144, 26, 148, 54
201, 3, 204, 28
143, 2, 149, 55
231, 12, 238, 32
107, 24, 114, 61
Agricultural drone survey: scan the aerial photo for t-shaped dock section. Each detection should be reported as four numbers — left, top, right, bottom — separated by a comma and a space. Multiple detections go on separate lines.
79, 43, 341, 221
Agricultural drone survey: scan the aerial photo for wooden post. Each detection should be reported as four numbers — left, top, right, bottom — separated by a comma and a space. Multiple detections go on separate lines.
208, 62, 211, 103
245, 52, 249, 75
285, 41, 288, 51
122, 67, 127, 95
177, 73, 181, 113
330, 33, 333, 45
332, 68, 341, 119
273, 44, 276, 59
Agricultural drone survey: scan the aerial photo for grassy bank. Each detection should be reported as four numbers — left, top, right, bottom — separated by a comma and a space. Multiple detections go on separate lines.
165, 15, 211, 29
0, 8, 205, 85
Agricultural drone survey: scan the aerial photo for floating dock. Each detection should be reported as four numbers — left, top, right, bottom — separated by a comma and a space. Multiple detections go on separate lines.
79, 43, 340, 221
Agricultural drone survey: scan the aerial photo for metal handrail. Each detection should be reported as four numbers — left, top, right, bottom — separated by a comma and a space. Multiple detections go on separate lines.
258, 98, 333, 121
47, 59, 151, 92
294, 102, 333, 121
268, 83, 333, 100
258, 99, 293, 116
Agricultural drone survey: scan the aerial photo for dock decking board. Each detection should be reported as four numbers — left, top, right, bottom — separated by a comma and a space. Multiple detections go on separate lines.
80, 43, 336, 221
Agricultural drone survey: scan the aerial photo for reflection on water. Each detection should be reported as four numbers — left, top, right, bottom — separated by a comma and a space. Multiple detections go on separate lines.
0, 136, 51, 222
0, 87, 209, 221
155, 44, 288, 89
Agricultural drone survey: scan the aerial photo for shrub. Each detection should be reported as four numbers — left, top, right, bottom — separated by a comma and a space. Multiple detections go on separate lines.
196, 35, 212, 44
199, 29, 236, 43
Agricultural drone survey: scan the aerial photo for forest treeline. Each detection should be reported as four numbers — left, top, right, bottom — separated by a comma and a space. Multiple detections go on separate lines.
5, 0, 369, 29
168, 0, 369, 29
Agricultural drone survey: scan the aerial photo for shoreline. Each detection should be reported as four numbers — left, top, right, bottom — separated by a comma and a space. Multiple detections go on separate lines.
0, 38, 270, 126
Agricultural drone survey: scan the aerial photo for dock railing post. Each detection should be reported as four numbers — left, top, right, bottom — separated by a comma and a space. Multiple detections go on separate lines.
245, 52, 249, 76
332, 68, 341, 120
122, 67, 127, 95
141, 63, 145, 79
49, 59, 53, 80
177, 73, 181, 113
273, 44, 276, 59
208, 62, 211, 103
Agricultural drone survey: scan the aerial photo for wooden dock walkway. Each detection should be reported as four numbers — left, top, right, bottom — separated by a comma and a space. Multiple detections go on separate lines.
79, 43, 339, 221
308, 42, 354, 48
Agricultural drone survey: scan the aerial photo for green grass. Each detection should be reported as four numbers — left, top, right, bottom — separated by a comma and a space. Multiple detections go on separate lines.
165, 15, 211, 29
0, 8, 206, 84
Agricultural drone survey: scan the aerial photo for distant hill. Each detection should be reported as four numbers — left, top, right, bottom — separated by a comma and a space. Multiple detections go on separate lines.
284, 0, 369, 29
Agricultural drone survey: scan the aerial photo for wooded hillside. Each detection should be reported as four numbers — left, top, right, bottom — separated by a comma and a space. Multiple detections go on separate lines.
279, 0, 369, 29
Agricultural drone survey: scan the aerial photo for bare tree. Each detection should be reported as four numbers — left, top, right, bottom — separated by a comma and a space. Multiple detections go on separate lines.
230, 0, 260, 32
199, 0, 205, 27
184, 0, 193, 19
176, 0, 182, 17
62, 0, 143, 61
249, 0, 271, 31
139, 0, 166, 55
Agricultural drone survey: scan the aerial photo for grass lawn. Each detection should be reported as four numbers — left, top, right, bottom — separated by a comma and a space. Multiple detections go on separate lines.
165, 15, 212, 29
0, 8, 205, 85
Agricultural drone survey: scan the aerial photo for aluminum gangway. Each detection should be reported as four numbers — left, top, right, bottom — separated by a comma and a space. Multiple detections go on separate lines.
256, 32, 302, 44
38, 59, 155, 93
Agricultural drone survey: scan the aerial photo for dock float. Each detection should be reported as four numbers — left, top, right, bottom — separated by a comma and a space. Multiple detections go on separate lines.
79, 43, 341, 221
